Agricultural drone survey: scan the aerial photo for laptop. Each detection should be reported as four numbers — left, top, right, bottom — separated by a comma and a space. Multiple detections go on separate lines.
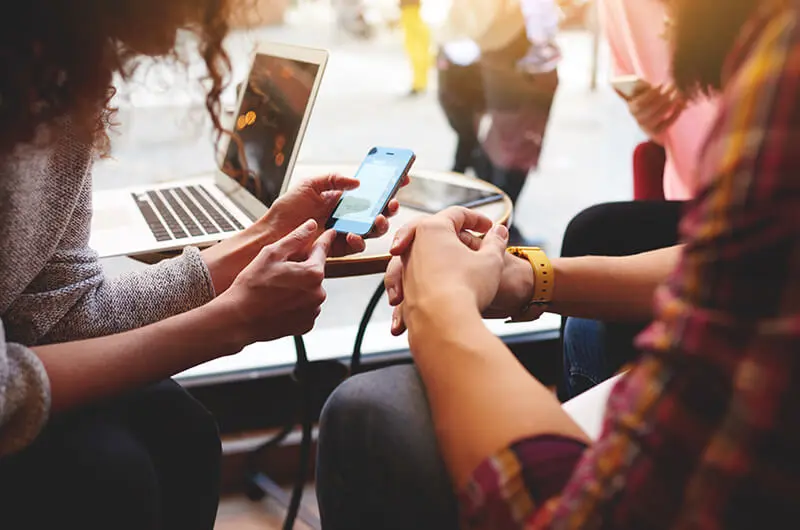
90, 42, 329, 258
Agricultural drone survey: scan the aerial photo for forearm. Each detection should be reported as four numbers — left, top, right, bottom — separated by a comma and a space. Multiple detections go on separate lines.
548, 245, 681, 322
33, 301, 243, 414
407, 297, 588, 488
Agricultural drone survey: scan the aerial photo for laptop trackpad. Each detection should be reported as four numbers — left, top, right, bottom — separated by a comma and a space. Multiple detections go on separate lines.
92, 194, 144, 231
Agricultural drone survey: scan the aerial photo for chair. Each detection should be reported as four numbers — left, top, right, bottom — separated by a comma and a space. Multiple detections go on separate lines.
632, 140, 666, 201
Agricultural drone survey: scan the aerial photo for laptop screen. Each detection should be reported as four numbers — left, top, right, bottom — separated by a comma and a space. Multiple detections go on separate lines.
220, 53, 321, 207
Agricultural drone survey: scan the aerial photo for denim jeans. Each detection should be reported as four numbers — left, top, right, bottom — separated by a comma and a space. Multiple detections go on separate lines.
562, 317, 612, 399
316, 364, 459, 530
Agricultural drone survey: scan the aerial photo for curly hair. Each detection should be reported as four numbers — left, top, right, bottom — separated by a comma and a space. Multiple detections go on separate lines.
0, 0, 236, 157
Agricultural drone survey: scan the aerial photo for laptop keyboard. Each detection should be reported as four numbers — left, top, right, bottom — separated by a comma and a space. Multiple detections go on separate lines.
132, 185, 245, 243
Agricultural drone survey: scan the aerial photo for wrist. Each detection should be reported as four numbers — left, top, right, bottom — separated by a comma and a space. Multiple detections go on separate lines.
201, 222, 277, 294
406, 296, 484, 356
197, 296, 252, 354
506, 252, 537, 317
405, 289, 482, 333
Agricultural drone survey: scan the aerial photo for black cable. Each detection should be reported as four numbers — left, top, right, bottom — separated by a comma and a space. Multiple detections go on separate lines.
351, 281, 387, 375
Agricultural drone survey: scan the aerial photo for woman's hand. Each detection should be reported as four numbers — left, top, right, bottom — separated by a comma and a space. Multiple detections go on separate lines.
263, 173, 403, 256
626, 83, 685, 142
212, 219, 334, 345
385, 207, 510, 335
385, 211, 535, 334
203, 173, 405, 294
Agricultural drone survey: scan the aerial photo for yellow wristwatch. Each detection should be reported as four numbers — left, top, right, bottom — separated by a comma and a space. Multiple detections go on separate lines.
506, 246, 554, 322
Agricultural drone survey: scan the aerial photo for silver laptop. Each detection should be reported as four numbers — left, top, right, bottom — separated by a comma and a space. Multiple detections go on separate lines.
90, 42, 329, 258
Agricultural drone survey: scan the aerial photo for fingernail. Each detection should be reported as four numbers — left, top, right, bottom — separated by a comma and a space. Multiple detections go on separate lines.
303, 219, 317, 232
387, 286, 396, 301
495, 224, 509, 241
392, 315, 399, 329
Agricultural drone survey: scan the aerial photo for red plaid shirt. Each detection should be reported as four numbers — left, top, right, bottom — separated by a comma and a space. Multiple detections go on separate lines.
460, 2, 800, 528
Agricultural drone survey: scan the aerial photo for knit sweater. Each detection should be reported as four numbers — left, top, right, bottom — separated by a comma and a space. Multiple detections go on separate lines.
0, 127, 216, 456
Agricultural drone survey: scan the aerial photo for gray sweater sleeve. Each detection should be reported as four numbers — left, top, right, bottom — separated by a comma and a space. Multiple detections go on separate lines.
0, 323, 50, 456
1, 173, 216, 455
5, 176, 216, 346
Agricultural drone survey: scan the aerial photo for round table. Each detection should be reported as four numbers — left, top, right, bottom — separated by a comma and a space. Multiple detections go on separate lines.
290, 164, 514, 278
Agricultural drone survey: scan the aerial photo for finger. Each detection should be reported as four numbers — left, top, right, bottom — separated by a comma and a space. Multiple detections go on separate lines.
390, 218, 423, 255
273, 219, 319, 260
437, 206, 495, 235
321, 189, 344, 208
384, 256, 404, 306
390, 208, 494, 256
629, 85, 662, 109
383, 199, 401, 218
391, 304, 407, 336
306, 229, 337, 270
369, 215, 390, 238
307, 173, 359, 195
458, 230, 484, 251
479, 223, 510, 257
345, 232, 367, 253
638, 90, 677, 126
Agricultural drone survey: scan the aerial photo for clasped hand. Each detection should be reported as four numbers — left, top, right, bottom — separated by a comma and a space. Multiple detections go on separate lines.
384, 207, 536, 336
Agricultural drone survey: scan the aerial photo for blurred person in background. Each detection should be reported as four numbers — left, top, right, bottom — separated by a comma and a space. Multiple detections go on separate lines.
559, 0, 722, 399
400, 0, 433, 96
437, 0, 560, 245
602, 0, 719, 201
436, 39, 486, 174
517, 0, 562, 73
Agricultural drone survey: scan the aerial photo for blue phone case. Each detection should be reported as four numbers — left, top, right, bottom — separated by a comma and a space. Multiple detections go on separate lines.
327, 147, 416, 236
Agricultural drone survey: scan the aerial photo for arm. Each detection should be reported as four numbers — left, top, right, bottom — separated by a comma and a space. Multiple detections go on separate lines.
547, 245, 681, 321
1, 220, 335, 456
34, 300, 241, 415
9, 172, 379, 346
387, 228, 682, 335
406, 297, 588, 488
0, 302, 238, 457
6, 177, 217, 345
479, 244, 681, 323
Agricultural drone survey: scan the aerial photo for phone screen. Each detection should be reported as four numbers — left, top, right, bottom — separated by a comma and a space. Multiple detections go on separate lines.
328, 147, 415, 235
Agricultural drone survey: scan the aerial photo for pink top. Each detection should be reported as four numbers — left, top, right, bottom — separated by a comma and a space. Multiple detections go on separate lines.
598, 0, 720, 200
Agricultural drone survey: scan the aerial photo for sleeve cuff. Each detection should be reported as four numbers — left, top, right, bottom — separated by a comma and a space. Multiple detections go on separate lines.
0, 343, 51, 457
458, 435, 588, 530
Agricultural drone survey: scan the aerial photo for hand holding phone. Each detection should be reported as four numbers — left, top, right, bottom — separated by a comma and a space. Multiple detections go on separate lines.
327, 147, 416, 236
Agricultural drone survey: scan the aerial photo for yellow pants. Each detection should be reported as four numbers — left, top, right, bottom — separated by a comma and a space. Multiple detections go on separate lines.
400, 5, 432, 92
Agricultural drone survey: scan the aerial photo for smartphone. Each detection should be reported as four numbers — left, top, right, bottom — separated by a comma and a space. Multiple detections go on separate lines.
611, 74, 648, 100
327, 147, 416, 236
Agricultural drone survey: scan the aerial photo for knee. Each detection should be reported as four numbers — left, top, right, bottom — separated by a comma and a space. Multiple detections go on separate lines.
321, 368, 397, 440
320, 365, 429, 452
139, 380, 221, 461
561, 202, 626, 257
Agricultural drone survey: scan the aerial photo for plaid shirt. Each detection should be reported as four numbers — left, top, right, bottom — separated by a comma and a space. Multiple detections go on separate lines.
460, 2, 800, 528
